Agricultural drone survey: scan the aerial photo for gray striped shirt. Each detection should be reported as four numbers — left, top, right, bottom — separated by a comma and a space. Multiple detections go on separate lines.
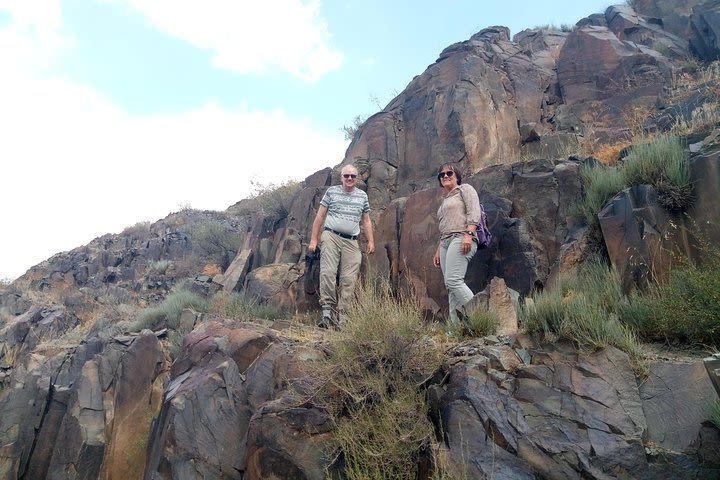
321, 185, 370, 236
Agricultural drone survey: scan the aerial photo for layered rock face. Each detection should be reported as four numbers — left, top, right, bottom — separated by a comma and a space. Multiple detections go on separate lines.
0, 329, 168, 480
6, 316, 718, 479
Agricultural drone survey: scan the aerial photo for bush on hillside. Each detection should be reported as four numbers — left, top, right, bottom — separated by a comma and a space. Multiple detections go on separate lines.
128, 289, 208, 332
309, 278, 443, 480
521, 258, 645, 372
621, 136, 692, 210
186, 217, 243, 269
209, 291, 286, 321
147, 259, 172, 275
574, 135, 692, 232
632, 243, 720, 346
447, 307, 499, 339
572, 162, 625, 230
248, 179, 302, 218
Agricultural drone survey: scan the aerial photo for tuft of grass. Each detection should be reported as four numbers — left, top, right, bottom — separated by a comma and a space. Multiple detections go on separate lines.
121, 221, 152, 237
573, 135, 693, 231
209, 291, 286, 321
572, 162, 625, 230
168, 328, 191, 360
621, 136, 691, 210
448, 308, 498, 339
522, 258, 645, 373
129, 290, 208, 332
309, 278, 443, 480
710, 400, 720, 430
147, 259, 171, 275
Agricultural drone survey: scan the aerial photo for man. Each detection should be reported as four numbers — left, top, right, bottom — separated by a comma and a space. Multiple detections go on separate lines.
308, 164, 375, 327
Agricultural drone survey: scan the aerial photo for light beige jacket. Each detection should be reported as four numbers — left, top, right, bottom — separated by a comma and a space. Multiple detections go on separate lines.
437, 183, 481, 239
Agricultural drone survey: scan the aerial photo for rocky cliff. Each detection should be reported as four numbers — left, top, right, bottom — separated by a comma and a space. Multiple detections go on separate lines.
2, 1, 720, 479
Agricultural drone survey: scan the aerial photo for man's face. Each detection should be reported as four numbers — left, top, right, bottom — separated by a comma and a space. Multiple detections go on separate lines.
341, 168, 358, 189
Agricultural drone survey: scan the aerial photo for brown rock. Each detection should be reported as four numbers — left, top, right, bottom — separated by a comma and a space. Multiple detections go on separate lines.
640, 361, 717, 452
488, 277, 519, 336
219, 249, 253, 293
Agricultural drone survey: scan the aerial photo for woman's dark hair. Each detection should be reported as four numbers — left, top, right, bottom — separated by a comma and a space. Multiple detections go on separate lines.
437, 163, 462, 186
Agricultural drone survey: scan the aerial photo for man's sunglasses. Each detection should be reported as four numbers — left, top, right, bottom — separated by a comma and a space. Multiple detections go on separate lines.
437, 170, 455, 179
343, 174, 357, 179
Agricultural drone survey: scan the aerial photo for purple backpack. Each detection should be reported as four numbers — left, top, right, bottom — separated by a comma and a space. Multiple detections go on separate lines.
460, 188, 492, 249
475, 204, 492, 249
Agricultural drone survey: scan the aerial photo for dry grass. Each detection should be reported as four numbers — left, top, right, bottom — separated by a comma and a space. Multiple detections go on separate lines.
201, 264, 222, 276
591, 141, 632, 165
621, 104, 655, 140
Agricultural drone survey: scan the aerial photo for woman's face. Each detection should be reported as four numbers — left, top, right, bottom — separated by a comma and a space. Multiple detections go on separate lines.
438, 167, 458, 191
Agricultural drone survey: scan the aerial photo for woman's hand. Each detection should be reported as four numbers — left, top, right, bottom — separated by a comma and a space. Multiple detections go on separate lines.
433, 248, 440, 268
461, 233, 472, 254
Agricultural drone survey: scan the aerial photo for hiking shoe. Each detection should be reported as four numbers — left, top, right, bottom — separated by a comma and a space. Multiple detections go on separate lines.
318, 306, 334, 329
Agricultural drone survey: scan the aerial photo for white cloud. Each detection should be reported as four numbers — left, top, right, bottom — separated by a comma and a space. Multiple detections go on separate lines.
0, 75, 347, 280
0, 0, 70, 73
0, 2, 348, 281
119, 0, 343, 82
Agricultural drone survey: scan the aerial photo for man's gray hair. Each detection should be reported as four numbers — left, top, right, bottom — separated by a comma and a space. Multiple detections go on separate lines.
341, 164, 358, 174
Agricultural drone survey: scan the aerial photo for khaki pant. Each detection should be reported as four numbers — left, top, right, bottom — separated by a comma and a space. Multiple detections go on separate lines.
319, 229, 362, 313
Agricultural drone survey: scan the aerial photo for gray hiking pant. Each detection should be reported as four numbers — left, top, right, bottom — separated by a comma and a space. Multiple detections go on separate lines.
439, 235, 477, 321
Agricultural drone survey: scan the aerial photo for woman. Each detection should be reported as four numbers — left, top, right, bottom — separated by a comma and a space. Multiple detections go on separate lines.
432, 163, 481, 325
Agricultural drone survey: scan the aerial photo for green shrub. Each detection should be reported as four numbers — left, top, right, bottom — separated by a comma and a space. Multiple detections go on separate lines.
634, 261, 720, 345
449, 308, 498, 338
312, 278, 443, 480
121, 221, 152, 237
522, 259, 644, 372
573, 163, 625, 229
148, 259, 171, 275
574, 135, 692, 230
621, 136, 692, 210
627, 229, 720, 346
710, 400, 720, 430
186, 217, 242, 268
248, 179, 302, 218
209, 291, 286, 321
341, 114, 367, 141
129, 290, 208, 332
168, 328, 191, 359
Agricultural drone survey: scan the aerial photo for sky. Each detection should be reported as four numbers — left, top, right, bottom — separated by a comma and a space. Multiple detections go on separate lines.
0, 0, 614, 281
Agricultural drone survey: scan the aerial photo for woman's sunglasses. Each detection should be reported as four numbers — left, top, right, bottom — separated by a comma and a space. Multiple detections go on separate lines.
343, 174, 357, 179
437, 170, 455, 179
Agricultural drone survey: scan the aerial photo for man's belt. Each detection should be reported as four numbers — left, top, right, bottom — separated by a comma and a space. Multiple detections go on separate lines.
324, 227, 358, 240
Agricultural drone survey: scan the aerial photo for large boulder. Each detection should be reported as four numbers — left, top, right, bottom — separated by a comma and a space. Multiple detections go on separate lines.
430, 342, 649, 479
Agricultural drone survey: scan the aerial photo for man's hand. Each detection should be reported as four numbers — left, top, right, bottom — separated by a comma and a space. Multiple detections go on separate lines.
367, 241, 375, 254
308, 241, 317, 253
433, 248, 440, 268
